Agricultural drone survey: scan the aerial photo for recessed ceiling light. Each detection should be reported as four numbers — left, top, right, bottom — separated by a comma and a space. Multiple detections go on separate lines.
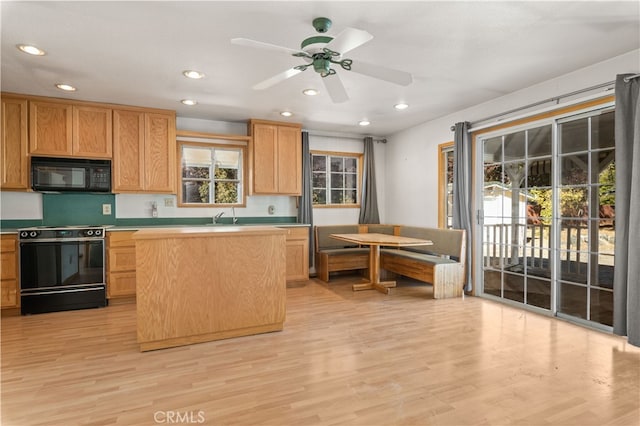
55, 83, 76, 92
358, 120, 370, 126
280, 111, 293, 117
394, 103, 409, 110
17, 44, 45, 56
181, 99, 197, 106
303, 89, 318, 96
183, 70, 205, 79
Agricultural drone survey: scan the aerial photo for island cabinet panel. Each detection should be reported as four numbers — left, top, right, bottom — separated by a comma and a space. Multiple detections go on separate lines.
29, 101, 112, 158
248, 119, 302, 195
283, 226, 309, 282
133, 226, 287, 351
112, 109, 176, 193
1, 235, 19, 309
106, 231, 136, 300
0, 96, 29, 190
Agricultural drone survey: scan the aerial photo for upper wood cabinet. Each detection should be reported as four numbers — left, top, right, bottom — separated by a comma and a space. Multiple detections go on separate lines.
29, 101, 112, 158
0, 96, 29, 190
113, 109, 176, 193
248, 119, 302, 195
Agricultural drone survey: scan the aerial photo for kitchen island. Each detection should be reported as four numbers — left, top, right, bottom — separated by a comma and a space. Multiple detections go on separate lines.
133, 226, 288, 351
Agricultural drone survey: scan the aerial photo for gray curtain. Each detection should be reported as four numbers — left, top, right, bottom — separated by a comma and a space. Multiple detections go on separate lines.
359, 137, 380, 224
297, 131, 314, 267
613, 74, 640, 347
452, 122, 473, 293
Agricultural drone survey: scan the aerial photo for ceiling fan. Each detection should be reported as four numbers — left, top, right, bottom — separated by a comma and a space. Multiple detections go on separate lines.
231, 17, 413, 103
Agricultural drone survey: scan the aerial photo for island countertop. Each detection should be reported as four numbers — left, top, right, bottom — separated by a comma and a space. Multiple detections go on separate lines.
132, 225, 289, 239
133, 225, 288, 351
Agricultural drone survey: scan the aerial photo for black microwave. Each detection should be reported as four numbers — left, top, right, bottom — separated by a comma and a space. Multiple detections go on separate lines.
31, 156, 111, 193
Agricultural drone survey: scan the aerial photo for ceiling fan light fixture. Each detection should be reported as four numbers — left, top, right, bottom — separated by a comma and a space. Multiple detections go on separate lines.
303, 89, 318, 96
55, 83, 76, 92
300, 35, 333, 51
181, 99, 197, 106
358, 120, 370, 126
182, 70, 205, 79
17, 44, 46, 56
394, 103, 409, 110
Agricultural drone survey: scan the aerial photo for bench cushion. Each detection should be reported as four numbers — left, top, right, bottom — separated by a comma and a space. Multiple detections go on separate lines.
321, 248, 370, 256
398, 226, 465, 259
316, 225, 361, 250
365, 224, 395, 235
381, 249, 458, 265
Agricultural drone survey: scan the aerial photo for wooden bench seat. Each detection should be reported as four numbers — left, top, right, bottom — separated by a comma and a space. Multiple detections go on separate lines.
315, 225, 368, 282
314, 224, 466, 298
380, 226, 466, 299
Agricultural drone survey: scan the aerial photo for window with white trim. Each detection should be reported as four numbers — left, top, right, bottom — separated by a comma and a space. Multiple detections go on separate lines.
178, 142, 245, 206
311, 151, 362, 206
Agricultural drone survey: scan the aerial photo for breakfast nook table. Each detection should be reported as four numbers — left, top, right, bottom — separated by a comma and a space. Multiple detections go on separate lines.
330, 233, 433, 294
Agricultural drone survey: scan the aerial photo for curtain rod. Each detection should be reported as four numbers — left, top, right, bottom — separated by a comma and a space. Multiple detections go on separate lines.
624, 73, 640, 82
304, 130, 387, 143
449, 80, 616, 131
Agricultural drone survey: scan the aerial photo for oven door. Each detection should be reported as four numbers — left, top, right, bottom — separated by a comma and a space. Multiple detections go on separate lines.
20, 240, 105, 292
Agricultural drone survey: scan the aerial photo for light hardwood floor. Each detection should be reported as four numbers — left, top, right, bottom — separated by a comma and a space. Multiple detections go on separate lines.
2, 276, 639, 426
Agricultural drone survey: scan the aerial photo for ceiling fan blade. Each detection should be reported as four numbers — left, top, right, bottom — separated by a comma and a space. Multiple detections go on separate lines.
252, 68, 303, 90
322, 74, 349, 103
325, 28, 373, 55
349, 61, 413, 86
231, 38, 306, 56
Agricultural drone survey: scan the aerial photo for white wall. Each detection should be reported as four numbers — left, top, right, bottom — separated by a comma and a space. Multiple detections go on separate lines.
0, 191, 42, 220
384, 49, 640, 227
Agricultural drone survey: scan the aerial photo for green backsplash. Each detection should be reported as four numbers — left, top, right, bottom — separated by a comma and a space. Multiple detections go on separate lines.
42, 193, 117, 226
0, 192, 298, 230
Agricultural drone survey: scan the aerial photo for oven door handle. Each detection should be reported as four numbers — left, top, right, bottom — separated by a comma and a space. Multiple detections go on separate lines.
22, 286, 105, 297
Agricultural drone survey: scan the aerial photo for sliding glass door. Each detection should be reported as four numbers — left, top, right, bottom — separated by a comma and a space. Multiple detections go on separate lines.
557, 111, 615, 326
481, 124, 553, 310
479, 108, 615, 328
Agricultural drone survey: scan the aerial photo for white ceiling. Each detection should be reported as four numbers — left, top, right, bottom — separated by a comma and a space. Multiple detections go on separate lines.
2, 1, 639, 137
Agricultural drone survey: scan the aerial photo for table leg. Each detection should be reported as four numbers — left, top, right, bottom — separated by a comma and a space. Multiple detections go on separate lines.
352, 244, 396, 294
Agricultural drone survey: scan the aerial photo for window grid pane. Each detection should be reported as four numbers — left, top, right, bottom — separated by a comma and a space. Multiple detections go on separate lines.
312, 153, 360, 206
180, 144, 243, 205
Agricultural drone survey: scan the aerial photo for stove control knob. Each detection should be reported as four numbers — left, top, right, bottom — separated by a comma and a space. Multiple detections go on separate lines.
20, 231, 29, 238
94, 229, 102, 236
29, 231, 38, 238
86, 230, 94, 236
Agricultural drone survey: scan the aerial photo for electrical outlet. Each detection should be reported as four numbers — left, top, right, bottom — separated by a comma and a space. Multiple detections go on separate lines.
102, 204, 112, 215
268, 205, 275, 215
164, 198, 174, 207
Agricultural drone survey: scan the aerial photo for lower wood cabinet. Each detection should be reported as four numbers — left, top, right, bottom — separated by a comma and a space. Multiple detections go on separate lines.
1, 235, 19, 309
282, 226, 309, 282
106, 231, 137, 300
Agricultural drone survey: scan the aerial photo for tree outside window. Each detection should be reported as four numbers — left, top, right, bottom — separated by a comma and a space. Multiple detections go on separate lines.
178, 142, 245, 206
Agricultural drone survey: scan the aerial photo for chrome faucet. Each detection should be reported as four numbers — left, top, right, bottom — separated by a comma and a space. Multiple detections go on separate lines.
232, 207, 238, 224
213, 212, 224, 224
